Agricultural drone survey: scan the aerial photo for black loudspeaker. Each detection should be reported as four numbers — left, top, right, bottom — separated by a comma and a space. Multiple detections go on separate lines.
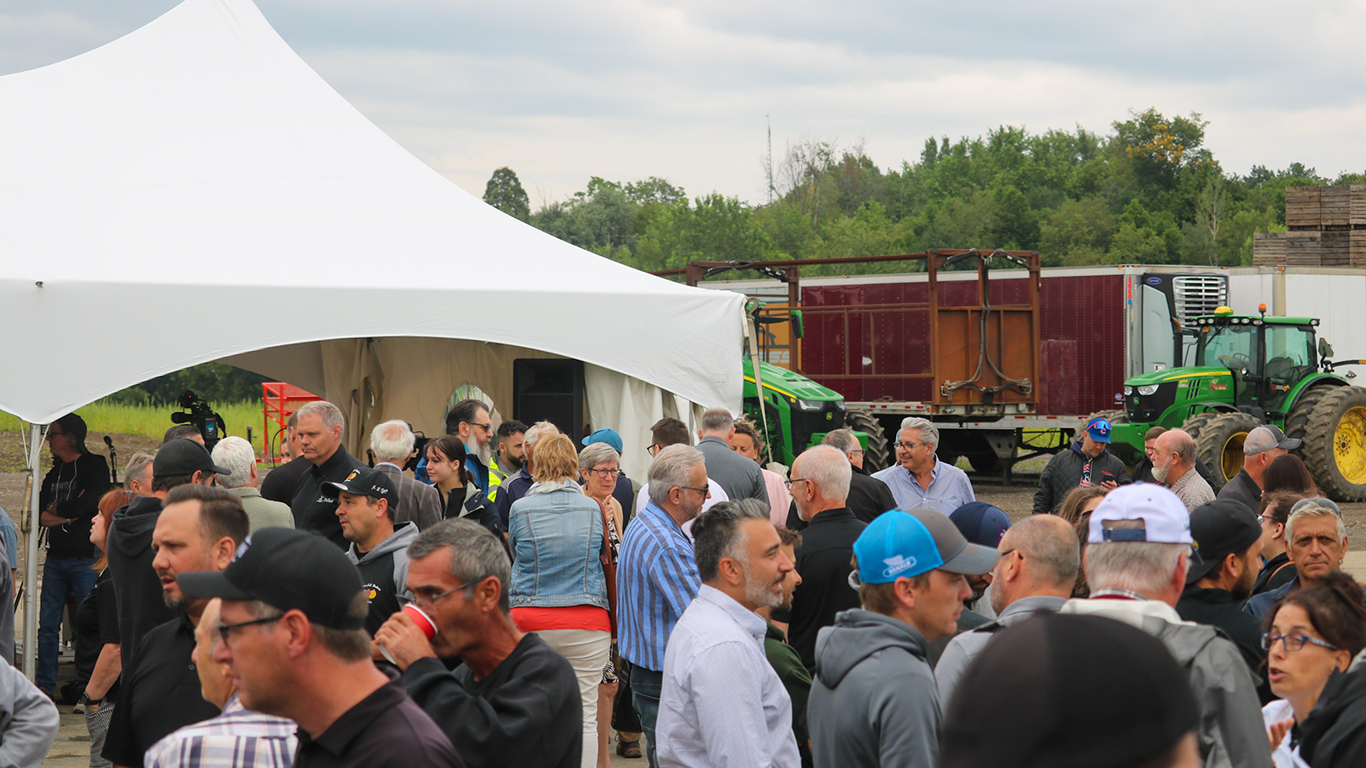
512, 358, 585, 439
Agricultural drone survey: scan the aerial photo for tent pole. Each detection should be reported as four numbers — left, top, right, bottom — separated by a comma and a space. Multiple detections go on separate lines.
22, 422, 42, 680
746, 312, 773, 465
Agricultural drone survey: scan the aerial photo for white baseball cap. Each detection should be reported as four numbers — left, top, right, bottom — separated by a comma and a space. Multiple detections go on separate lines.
1087, 483, 1193, 545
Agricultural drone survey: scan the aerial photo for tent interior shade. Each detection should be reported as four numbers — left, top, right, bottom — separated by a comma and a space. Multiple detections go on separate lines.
0, 0, 748, 445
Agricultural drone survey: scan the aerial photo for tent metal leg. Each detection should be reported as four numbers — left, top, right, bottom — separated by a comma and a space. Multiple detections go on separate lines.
23, 422, 42, 681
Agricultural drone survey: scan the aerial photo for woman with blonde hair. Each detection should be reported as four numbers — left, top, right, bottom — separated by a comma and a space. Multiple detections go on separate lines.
508, 433, 611, 768
1056, 485, 1108, 598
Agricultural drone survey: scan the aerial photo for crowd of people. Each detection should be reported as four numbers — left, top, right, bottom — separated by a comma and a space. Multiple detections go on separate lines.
11, 403, 1366, 768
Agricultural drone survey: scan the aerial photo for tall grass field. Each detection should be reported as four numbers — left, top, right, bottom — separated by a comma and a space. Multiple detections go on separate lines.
0, 400, 273, 455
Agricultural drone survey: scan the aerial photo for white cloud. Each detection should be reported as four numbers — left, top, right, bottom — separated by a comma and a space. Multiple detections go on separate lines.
3, 0, 1364, 204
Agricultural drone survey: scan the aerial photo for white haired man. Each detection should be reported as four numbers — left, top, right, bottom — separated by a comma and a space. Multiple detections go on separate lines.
371, 419, 442, 530
1150, 429, 1214, 512
1057, 484, 1271, 768
211, 436, 295, 532
1244, 498, 1362, 618
872, 417, 974, 515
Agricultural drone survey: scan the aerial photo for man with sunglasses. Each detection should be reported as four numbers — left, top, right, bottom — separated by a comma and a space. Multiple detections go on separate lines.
1057, 484, 1271, 768
375, 520, 580, 768
444, 399, 495, 493
102, 485, 246, 768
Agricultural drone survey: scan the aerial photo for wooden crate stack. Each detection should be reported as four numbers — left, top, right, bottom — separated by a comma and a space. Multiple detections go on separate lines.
1254, 185, 1366, 267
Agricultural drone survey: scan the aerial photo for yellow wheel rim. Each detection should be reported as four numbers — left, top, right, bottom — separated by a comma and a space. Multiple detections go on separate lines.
1334, 406, 1366, 485
1222, 431, 1248, 483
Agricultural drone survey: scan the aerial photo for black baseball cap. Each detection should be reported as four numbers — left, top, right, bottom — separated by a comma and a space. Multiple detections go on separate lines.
324, 467, 397, 507
1185, 498, 1263, 584
154, 438, 230, 477
178, 527, 366, 630
940, 613, 1199, 768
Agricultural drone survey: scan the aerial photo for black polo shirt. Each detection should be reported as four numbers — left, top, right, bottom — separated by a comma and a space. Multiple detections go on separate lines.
784, 467, 895, 533
261, 455, 313, 504
291, 446, 367, 549
103, 613, 220, 766
773, 506, 867, 670
1177, 585, 1273, 704
296, 672, 463, 768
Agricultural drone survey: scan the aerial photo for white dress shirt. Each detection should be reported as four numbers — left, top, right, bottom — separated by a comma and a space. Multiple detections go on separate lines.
657, 585, 800, 768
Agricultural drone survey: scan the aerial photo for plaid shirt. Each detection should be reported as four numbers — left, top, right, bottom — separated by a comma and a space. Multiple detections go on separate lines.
144, 694, 298, 768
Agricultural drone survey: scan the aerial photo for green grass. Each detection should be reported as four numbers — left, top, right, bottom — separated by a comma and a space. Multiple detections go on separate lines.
0, 400, 272, 455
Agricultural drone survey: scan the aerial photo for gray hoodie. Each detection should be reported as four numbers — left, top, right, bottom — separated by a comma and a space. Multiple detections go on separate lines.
1058, 599, 1273, 768
346, 522, 419, 635
0, 659, 58, 767
808, 609, 939, 768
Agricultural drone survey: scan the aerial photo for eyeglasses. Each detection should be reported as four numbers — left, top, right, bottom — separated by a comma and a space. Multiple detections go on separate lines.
585, 467, 624, 479
893, 441, 929, 450
998, 548, 1019, 559
403, 579, 483, 610
1261, 631, 1339, 653
647, 444, 663, 457
783, 477, 811, 490
217, 614, 284, 645
463, 421, 492, 433
848, 449, 864, 455
676, 486, 710, 497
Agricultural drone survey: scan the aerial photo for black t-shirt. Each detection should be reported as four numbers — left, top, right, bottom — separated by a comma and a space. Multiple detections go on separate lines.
260, 456, 312, 505
773, 507, 867, 670
73, 568, 120, 699
39, 452, 112, 559
291, 447, 368, 549
296, 672, 464, 768
102, 613, 220, 766
403, 633, 582, 768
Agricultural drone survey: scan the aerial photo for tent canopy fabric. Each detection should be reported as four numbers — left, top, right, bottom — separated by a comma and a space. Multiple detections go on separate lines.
0, 0, 746, 430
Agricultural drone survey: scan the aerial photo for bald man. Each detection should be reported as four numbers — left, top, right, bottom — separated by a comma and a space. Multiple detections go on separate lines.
1151, 429, 1215, 512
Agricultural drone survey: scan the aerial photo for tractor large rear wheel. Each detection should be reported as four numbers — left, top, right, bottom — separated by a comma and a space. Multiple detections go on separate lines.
1301, 387, 1366, 501
1285, 384, 1337, 448
1195, 412, 1263, 491
1181, 411, 1220, 445
845, 408, 891, 473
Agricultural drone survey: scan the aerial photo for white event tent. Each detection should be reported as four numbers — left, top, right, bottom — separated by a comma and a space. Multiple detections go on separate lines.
0, 0, 747, 677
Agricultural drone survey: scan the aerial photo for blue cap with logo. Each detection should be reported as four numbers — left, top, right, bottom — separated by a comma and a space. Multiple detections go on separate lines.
852, 511, 943, 585
582, 428, 624, 455
1085, 417, 1112, 444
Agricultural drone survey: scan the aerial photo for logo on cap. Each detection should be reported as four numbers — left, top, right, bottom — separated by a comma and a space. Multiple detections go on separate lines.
882, 554, 918, 579
232, 535, 253, 562
345, 469, 360, 482
1092, 420, 1110, 436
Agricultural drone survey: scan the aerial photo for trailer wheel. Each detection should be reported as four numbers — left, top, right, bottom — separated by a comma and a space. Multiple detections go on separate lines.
1302, 386, 1366, 502
1195, 412, 1263, 491
845, 408, 891, 473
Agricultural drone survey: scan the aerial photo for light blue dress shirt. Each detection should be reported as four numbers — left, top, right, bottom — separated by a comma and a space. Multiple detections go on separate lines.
871, 458, 975, 515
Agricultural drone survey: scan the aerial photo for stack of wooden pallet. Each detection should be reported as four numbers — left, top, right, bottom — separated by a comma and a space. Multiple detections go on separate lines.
1256, 185, 1366, 267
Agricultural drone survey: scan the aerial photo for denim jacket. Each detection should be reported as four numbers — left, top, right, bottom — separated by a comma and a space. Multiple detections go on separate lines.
507, 480, 609, 609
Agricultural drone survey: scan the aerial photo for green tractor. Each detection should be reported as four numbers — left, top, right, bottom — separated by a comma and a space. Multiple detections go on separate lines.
741, 357, 869, 468
1109, 308, 1366, 500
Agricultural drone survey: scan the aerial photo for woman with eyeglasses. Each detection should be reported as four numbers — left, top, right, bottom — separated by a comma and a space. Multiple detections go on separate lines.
425, 435, 500, 535
508, 433, 612, 768
1261, 571, 1366, 767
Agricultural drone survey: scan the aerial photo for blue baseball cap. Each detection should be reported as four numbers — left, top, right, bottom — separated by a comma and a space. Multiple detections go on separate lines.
852, 511, 943, 585
581, 428, 623, 454
949, 502, 1012, 548
1085, 417, 1112, 444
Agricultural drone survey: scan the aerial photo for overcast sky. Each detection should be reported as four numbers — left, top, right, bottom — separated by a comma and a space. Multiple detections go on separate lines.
3, 0, 1364, 205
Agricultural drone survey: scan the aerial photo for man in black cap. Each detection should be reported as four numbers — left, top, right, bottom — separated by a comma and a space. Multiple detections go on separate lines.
939, 613, 1202, 768
181, 527, 462, 768
102, 484, 247, 768
107, 437, 230, 662
1175, 498, 1272, 704
290, 401, 367, 549
327, 467, 418, 635
36, 413, 112, 698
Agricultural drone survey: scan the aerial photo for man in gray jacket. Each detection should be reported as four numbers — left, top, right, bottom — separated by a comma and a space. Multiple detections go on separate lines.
329, 468, 418, 636
1058, 483, 1272, 768
212, 437, 296, 532
0, 658, 59, 766
935, 514, 1078, 710
807, 509, 998, 768
695, 408, 769, 506
371, 420, 443, 530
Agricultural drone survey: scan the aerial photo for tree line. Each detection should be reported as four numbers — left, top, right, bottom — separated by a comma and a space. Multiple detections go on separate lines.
483, 108, 1364, 276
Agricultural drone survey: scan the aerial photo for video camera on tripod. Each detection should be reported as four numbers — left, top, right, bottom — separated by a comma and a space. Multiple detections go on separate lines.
171, 390, 227, 450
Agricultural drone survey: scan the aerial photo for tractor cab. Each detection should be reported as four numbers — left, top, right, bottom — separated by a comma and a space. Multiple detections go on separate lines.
1190, 308, 1320, 418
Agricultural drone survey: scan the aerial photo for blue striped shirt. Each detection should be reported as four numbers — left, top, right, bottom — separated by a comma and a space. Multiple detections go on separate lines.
618, 502, 701, 671
872, 458, 975, 516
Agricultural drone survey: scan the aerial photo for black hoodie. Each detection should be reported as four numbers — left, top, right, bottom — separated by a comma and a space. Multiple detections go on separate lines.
107, 495, 173, 662
1299, 663, 1366, 768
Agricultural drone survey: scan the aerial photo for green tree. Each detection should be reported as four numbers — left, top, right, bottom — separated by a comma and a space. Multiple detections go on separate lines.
482, 167, 531, 222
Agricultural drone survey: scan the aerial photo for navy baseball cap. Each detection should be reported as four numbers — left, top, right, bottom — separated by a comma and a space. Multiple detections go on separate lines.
1085, 417, 1113, 444
581, 428, 624, 454
949, 502, 1012, 548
